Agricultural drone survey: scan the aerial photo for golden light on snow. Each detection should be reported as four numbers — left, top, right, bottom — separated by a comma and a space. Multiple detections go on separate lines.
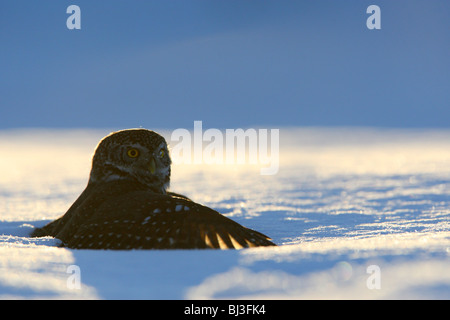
0, 127, 449, 299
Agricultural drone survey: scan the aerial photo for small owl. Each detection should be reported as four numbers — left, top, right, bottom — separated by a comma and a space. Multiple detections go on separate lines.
31, 129, 275, 249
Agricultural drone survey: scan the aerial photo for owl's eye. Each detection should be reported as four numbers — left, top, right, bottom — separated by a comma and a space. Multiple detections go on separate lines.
127, 148, 140, 158
159, 149, 165, 158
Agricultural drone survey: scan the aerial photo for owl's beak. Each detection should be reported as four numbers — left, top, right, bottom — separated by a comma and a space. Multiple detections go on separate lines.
150, 157, 156, 174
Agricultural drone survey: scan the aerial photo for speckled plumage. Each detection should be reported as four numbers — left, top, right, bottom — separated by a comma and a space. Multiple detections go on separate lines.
31, 128, 275, 249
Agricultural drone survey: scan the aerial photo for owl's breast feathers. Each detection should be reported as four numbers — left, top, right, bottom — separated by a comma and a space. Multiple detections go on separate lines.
31, 180, 276, 249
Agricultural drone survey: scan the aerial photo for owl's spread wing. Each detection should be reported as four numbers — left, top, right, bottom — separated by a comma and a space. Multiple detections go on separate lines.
65, 191, 275, 250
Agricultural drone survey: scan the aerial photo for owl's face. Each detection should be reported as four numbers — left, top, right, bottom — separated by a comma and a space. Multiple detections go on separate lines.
89, 129, 171, 193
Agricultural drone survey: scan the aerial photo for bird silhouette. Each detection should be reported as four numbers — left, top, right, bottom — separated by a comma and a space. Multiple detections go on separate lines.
32, 129, 276, 249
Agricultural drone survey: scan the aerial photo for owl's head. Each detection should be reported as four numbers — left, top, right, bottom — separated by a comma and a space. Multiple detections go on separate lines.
89, 129, 171, 193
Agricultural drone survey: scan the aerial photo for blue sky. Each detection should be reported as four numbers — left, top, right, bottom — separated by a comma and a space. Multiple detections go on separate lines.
1, 0, 449, 129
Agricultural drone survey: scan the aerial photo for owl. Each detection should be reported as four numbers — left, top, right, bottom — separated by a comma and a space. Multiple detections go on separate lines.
31, 128, 276, 249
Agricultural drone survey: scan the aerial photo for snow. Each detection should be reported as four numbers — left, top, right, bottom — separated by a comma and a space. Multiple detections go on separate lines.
0, 127, 449, 299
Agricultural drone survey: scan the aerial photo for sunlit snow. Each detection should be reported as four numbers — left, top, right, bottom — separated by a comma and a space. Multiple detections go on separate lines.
0, 127, 449, 299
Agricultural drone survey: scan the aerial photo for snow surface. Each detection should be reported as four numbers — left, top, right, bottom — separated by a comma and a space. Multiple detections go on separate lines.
0, 127, 449, 299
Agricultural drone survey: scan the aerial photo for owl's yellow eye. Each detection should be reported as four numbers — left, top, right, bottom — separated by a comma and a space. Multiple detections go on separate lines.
127, 148, 140, 158
159, 149, 165, 158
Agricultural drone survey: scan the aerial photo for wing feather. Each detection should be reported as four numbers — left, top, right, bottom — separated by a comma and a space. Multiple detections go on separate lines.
58, 189, 275, 250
